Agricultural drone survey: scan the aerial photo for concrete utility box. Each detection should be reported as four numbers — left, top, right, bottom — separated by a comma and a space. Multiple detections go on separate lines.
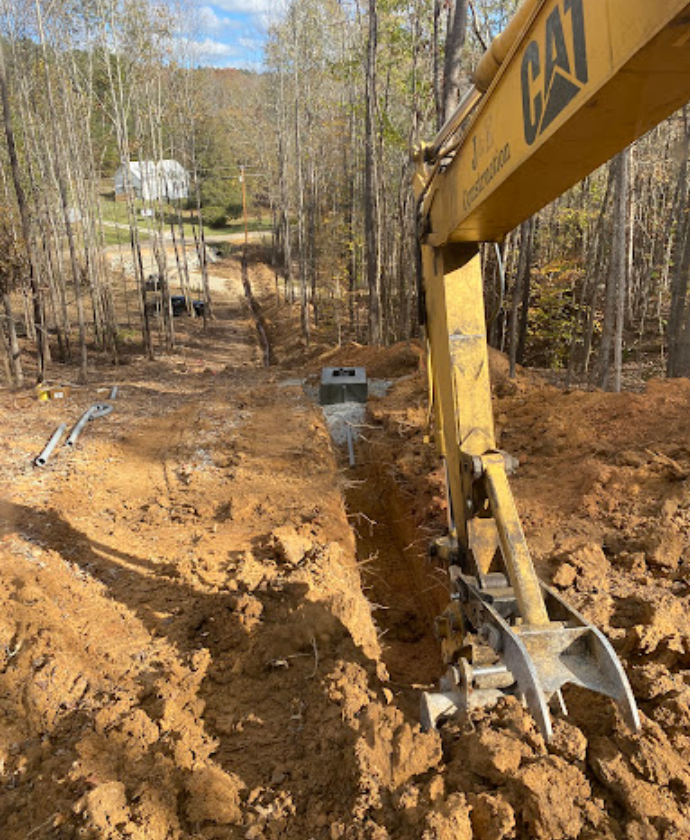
319, 367, 368, 405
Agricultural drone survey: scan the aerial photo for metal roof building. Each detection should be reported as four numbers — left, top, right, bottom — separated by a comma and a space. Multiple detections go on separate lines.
114, 160, 189, 201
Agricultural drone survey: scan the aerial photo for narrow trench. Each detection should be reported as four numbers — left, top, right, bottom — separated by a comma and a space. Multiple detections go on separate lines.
343, 458, 447, 718
249, 280, 448, 717
241, 256, 274, 367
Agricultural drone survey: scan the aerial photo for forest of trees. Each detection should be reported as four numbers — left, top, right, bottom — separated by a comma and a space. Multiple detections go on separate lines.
3, 0, 690, 392
262, 0, 690, 389
0, 0, 266, 386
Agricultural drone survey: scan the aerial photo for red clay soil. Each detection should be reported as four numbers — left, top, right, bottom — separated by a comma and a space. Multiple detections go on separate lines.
355, 347, 690, 840
1, 255, 690, 840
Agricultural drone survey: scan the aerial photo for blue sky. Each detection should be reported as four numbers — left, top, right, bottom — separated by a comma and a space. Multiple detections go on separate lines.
191, 0, 275, 69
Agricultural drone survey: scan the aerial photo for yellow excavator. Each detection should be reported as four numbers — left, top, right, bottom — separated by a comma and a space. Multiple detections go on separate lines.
414, 0, 690, 741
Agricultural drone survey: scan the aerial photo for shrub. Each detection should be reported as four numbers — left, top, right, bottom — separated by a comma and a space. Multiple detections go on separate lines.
225, 201, 244, 219
202, 205, 228, 229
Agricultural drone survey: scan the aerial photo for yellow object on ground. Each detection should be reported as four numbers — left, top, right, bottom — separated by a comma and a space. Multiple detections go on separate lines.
36, 385, 71, 401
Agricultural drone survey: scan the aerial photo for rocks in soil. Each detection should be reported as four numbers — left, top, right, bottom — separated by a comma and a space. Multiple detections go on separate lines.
270, 524, 314, 566
627, 594, 690, 661
551, 540, 610, 591
512, 756, 592, 840
448, 698, 544, 787
422, 793, 473, 840
327, 661, 376, 722
589, 720, 690, 835
640, 524, 684, 571
76, 782, 130, 837
553, 562, 578, 589
549, 718, 588, 764
355, 704, 442, 802
469, 793, 515, 840
185, 766, 245, 825
465, 726, 528, 784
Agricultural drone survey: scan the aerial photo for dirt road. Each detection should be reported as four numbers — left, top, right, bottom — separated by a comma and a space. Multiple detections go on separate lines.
2, 257, 690, 839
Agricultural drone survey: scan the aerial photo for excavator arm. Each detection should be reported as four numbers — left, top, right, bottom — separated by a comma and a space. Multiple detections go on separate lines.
416, 0, 690, 741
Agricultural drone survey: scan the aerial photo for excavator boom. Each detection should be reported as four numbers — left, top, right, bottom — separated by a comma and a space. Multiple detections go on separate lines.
417, 0, 690, 244
416, 0, 690, 740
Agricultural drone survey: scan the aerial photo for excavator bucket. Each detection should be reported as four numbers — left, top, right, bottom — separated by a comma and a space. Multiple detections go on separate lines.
421, 573, 640, 742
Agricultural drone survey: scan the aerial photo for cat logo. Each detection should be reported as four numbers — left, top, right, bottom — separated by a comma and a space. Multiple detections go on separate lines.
522, 0, 588, 146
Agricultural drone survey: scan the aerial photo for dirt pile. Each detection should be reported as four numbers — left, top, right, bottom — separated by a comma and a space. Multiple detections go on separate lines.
356, 354, 690, 839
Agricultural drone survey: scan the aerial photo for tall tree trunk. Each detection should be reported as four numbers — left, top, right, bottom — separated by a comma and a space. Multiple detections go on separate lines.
516, 217, 534, 367
508, 221, 531, 379
598, 150, 629, 390
365, 0, 381, 345
443, 0, 469, 123
433, 0, 444, 130
277, 62, 292, 303
667, 109, 690, 376
612, 147, 630, 392
294, 85, 309, 343
2, 293, 23, 388
0, 39, 46, 383
35, 1, 89, 383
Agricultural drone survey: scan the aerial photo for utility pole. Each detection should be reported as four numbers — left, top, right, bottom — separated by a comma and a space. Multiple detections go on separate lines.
240, 165, 248, 253
239, 165, 250, 311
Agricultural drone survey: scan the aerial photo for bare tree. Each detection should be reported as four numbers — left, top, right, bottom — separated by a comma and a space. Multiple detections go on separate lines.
443, 0, 469, 122
0, 37, 46, 382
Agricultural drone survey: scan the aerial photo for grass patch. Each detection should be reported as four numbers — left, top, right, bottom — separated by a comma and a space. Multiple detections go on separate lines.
99, 196, 271, 240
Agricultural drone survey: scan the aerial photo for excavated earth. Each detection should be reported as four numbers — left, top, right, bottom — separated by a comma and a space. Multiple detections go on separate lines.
1, 254, 690, 840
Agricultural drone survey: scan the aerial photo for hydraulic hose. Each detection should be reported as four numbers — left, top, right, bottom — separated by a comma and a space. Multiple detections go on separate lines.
65, 403, 113, 448
34, 423, 67, 467
473, 0, 542, 93
418, 0, 544, 219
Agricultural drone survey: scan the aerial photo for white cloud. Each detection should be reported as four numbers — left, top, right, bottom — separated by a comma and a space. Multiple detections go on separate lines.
181, 0, 288, 69
198, 5, 243, 34
198, 6, 223, 32
186, 36, 241, 58
238, 34, 263, 51
210, 0, 273, 12
210, 0, 285, 31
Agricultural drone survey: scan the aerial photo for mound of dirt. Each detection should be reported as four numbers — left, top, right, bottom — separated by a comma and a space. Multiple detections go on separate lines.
358, 353, 690, 839
311, 341, 424, 381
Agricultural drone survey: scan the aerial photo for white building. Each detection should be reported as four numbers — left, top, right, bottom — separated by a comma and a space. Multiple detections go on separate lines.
114, 160, 190, 202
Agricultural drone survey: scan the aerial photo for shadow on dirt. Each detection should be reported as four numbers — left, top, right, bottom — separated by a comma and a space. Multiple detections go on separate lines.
0, 498, 383, 833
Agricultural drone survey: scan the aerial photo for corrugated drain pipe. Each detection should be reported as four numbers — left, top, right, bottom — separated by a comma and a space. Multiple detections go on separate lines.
65, 403, 114, 448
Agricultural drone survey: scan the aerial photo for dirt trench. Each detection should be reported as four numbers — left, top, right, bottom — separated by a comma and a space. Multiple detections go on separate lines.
342, 456, 446, 717
356, 352, 690, 840
0, 258, 452, 840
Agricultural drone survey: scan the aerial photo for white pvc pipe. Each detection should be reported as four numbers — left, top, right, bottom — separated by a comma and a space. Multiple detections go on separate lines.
65, 403, 113, 448
35, 423, 67, 467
